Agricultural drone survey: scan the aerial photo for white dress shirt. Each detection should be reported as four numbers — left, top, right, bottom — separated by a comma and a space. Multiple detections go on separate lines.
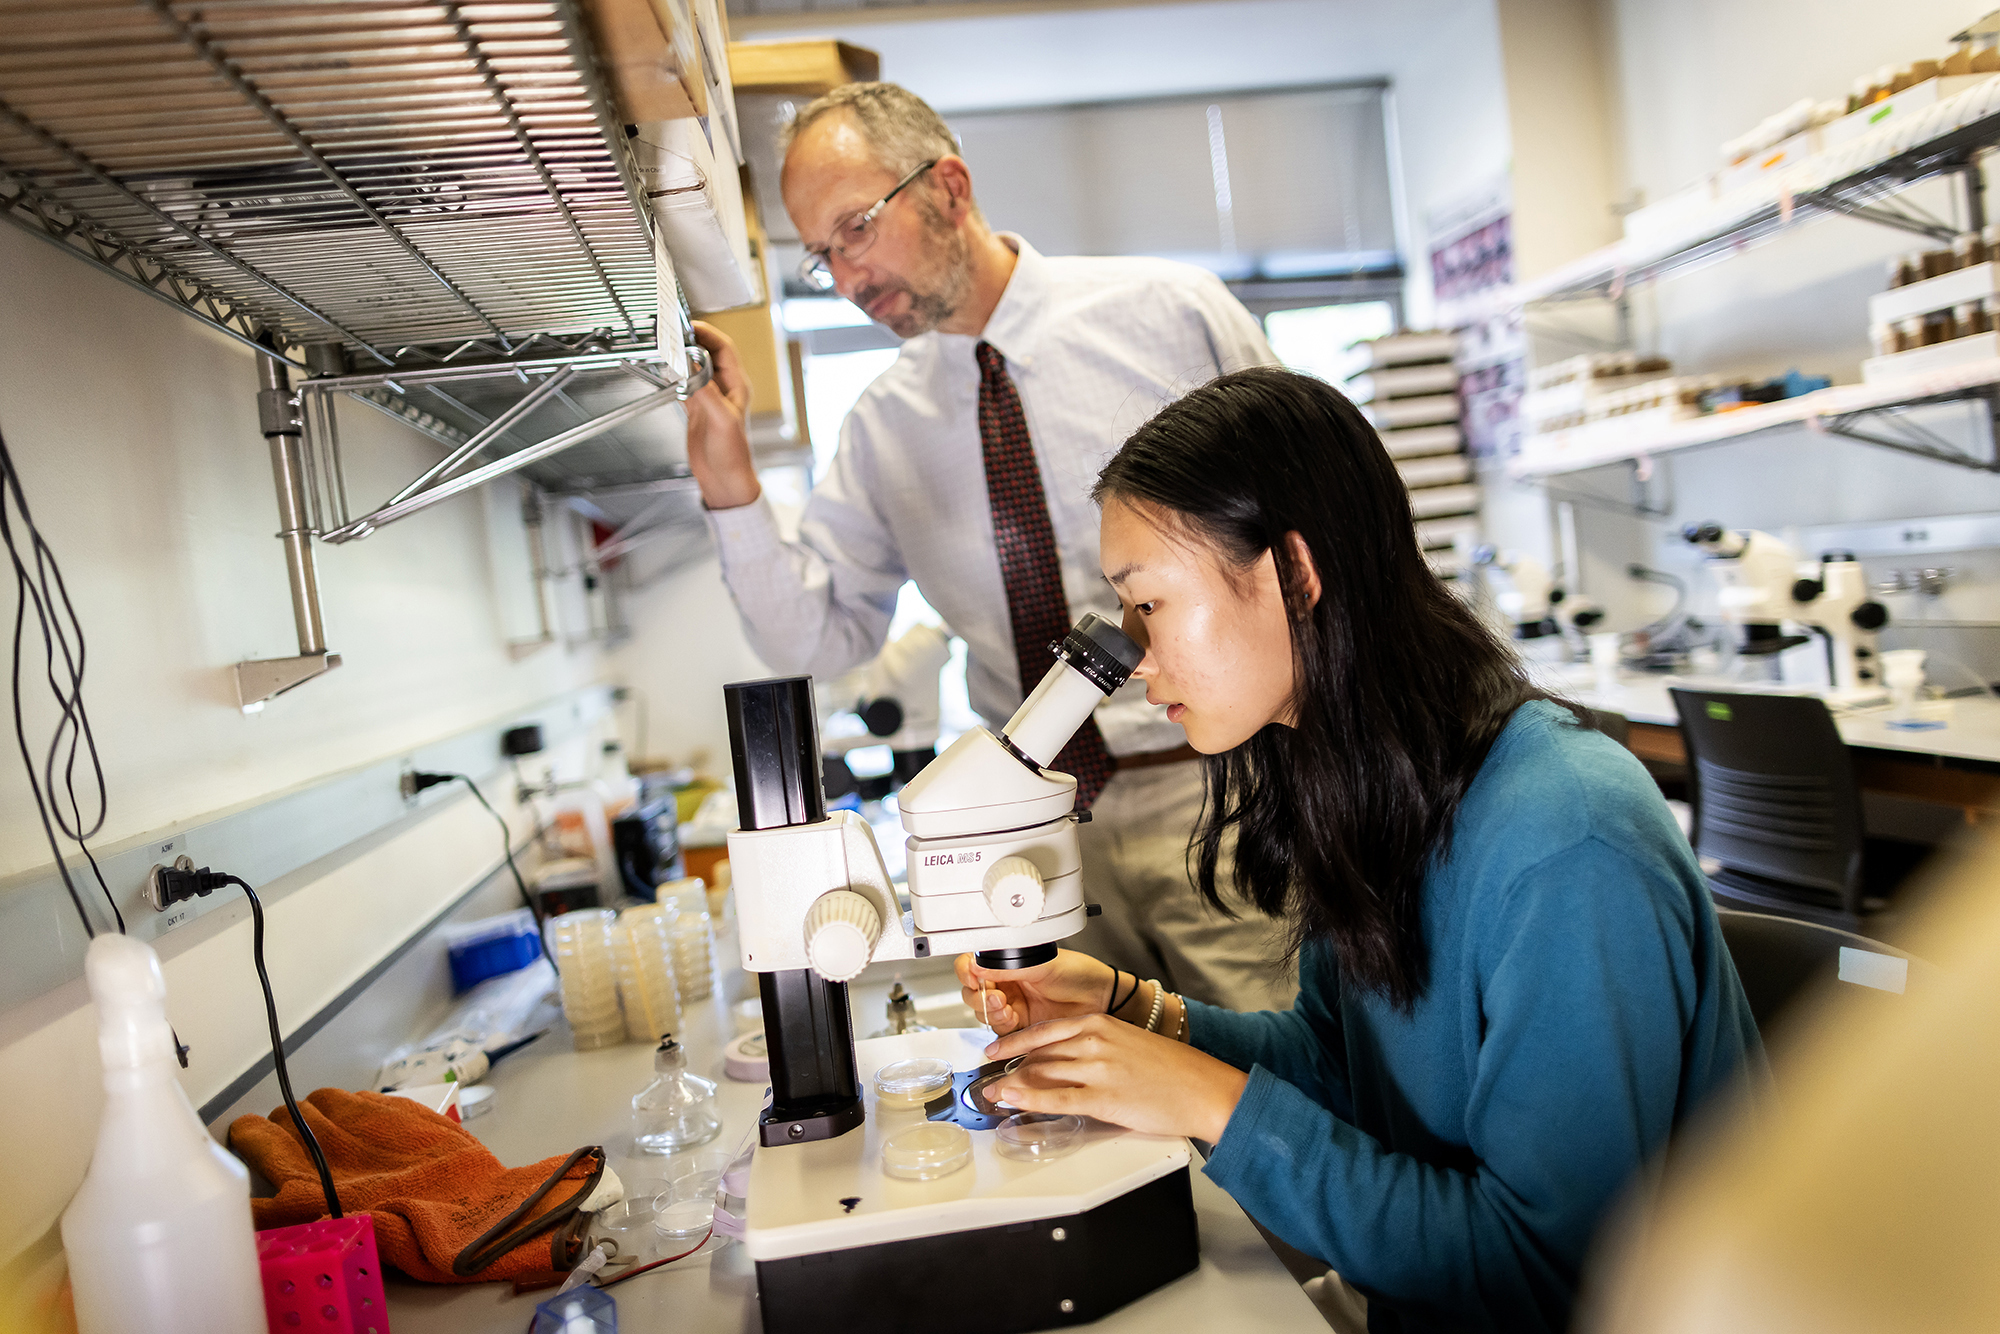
707, 236, 1276, 755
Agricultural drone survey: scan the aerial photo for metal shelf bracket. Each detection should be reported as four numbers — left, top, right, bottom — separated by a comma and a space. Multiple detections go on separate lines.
1815, 384, 2000, 473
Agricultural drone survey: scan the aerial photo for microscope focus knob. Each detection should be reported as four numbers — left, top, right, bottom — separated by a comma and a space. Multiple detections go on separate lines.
803, 891, 882, 983
983, 856, 1046, 928
1852, 601, 1889, 631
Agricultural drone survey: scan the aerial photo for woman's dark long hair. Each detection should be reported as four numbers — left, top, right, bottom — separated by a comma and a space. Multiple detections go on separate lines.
1094, 366, 1563, 1010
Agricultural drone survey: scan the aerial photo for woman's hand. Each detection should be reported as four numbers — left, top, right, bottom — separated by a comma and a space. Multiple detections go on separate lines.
956, 949, 1116, 1036
984, 1013, 1249, 1143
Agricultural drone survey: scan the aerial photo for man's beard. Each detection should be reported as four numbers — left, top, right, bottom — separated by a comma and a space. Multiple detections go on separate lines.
855, 212, 973, 338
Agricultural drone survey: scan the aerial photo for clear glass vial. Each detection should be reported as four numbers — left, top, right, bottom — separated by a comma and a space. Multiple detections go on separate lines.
633, 1033, 721, 1154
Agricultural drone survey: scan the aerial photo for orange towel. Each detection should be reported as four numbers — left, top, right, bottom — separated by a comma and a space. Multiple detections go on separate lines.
230, 1088, 600, 1287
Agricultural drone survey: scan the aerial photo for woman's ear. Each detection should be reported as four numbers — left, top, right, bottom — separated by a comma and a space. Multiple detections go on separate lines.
1284, 531, 1321, 610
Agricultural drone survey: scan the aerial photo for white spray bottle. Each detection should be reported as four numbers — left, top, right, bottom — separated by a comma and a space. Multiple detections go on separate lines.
60, 934, 265, 1334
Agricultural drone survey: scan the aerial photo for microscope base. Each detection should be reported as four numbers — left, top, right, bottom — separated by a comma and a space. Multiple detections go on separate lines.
746, 1030, 1198, 1334
754, 1167, 1198, 1334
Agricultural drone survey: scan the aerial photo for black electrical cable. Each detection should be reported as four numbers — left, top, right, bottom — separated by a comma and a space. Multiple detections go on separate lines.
1628, 563, 1689, 636
221, 872, 343, 1220
1, 421, 121, 937
410, 771, 560, 975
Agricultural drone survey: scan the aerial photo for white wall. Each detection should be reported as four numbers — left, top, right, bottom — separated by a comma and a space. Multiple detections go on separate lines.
1488, 0, 2000, 656
613, 538, 776, 772
0, 222, 614, 1324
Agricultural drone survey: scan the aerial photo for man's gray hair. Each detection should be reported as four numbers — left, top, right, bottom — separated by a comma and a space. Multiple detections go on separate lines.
781, 81, 961, 178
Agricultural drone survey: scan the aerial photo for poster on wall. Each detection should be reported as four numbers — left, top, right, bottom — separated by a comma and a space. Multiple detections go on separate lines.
1428, 176, 1525, 461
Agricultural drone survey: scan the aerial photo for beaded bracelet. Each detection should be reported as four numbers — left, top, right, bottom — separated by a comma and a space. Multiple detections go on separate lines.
1143, 980, 1166, 1033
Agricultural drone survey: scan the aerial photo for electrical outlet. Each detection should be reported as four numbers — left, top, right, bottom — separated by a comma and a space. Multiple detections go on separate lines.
141, 837, 191, 910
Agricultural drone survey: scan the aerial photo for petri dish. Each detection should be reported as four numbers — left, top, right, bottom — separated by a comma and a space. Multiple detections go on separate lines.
594, 1194, 660, 1244
881, 1121, 972, 1181
873, 1057, 954, 1107
654, 1197, 715, 1241
995, 1113, 1083, 1162
654, 1177, 717, 1240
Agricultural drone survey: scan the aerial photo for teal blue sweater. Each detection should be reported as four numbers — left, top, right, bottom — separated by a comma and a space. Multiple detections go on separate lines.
1194, 701, 1762, 1333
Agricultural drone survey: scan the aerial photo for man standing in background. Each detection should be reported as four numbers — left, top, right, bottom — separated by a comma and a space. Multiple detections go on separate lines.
683, 82, 1291, 1012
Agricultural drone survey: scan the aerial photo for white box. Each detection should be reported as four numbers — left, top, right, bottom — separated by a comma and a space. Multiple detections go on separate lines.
1409, 483, 1480, 519
1365, 394, 1461, 430
1716, 128, 1821, 195
1822, 75, 1999, 152
1870, 261, 1998, 327
1356, 332, 1458, 369
1397, 455, 1472, 488
1346, 363, 1460, 403
1861, 331, 2000, 383
1380, 424, 1464, 458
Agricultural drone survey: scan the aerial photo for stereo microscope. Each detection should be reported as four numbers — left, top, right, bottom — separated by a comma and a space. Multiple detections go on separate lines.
723, 613, 1200, 1334
1684, 523, 1889, 704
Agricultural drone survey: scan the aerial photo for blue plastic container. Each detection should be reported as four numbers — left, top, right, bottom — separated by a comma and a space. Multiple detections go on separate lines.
443, 909, 540, 993
531, 1286, 615, 1333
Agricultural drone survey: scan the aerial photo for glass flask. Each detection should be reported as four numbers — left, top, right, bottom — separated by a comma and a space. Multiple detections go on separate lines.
632, 1034, 720, 1154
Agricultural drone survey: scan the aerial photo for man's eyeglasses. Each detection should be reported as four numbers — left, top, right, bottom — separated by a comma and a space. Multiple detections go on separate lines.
795, 160, 938, 292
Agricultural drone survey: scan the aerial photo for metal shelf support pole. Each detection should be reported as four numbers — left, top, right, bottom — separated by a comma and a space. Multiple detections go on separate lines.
235, 351, 341, 710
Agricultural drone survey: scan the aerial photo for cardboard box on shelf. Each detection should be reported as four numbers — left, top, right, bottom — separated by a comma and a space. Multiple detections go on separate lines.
581, 0, 706, 121
730, 39, 881, 95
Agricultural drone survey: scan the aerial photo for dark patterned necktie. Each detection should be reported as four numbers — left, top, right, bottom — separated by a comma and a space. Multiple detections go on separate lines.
976, 340, 1116, 809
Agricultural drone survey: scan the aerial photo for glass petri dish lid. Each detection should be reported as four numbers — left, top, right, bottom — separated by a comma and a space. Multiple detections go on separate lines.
995, 1112, 1083, 1162
881, 1121, 972, 1180
873, 1057, 954, 1107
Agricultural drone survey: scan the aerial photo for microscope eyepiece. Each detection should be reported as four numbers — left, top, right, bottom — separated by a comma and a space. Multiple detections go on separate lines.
1056, 611, 1144, 695
1000, 613, 1145, 770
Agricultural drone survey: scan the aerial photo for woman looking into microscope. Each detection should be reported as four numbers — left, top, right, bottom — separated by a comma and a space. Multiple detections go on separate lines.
957, 367, 1762, 1334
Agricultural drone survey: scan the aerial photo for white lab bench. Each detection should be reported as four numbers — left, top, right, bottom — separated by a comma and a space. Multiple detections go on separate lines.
381, 984, 1327, 1333
1533, 663, 2000, 816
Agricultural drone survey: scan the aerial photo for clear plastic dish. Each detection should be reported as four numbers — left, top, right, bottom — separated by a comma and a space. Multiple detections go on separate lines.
873, 1057, 954, 1107
881, 1121, 972, 1180
594, 1194, 660, 1242
995, 1113, 1083, 1162
654, 1175, 718, 1240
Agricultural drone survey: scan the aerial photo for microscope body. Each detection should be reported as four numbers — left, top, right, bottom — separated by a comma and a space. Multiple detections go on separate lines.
725, 615, 1201, 1334
1684, 523, 1807, 655
724, 612, 1143, 1144
1685, 524, 1889, 701
1791, 553, 1890, 704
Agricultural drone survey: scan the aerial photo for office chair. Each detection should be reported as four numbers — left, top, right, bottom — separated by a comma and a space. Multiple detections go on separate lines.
1669, 688, 1870, 929
1714, 908, 1918, 1038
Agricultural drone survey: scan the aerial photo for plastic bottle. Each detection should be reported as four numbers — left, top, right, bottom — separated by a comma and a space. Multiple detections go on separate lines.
61, 934, 265, 1334
631, 1034, 720, 1153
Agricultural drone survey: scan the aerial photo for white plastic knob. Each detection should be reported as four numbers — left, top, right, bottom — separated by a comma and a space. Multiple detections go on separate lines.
803, 890, 882, 982
983, 856, 1046, 928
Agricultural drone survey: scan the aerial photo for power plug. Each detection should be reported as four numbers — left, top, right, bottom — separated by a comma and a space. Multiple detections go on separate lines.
145, 859, 235, 911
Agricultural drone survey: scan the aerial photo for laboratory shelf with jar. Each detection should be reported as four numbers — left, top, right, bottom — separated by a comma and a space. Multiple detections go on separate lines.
1507, 33, 2000, 484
